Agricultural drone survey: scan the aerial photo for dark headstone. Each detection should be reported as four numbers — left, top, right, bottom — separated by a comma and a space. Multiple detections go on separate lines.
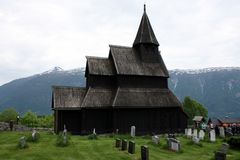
128, 141, 135, 154
214, 143, 229, 160
215, 151, 226, 160
115, 138, 121, 148
221, 143, 229, 154
141, 145, 149, 160
121, 139, 127, 151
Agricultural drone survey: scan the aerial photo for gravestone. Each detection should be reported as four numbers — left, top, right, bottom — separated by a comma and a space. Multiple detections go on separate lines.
31, 129, 39, 141
219, 127, 225, 138
131, 126, 136, 137
192, 136, 200, 144
199, 130, 205, 140
141, 145, 149, 160
185, 128, 188, 136
121, 139, 127, 151
167, 138, 181, 152
210, 130, 216, 142
63, 126, 67, 145
152, 135, 160, 144
128, 141, 135, 154
115, 138, 121, 148
168, 134, 176, 139
215, 143, 229, 160
193, 129, 198, 138
19, 136, 27, 149
187, 128, 192, 138
32, 129, 37, 139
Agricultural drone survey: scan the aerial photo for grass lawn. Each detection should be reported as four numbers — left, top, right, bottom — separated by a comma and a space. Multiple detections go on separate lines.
0, 131, 239, 160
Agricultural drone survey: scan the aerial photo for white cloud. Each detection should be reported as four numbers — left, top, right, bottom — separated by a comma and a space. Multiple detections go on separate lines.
0, 0, 240, 85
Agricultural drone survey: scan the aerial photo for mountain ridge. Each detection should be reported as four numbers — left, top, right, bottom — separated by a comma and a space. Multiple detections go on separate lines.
0, 66, 239, 117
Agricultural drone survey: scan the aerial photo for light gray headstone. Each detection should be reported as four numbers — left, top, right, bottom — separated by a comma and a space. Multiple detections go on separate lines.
193, 129, 198, 137
169, 138, 181, 152
187, 128, 192, 138
32, 129, 37, 139
199, 130, 205, 140
192, 136, 200, 144
93, 128, 96, 134
185, 128, 188, 135
219, 127, 225, 138
130, 126, 136, 137
210, 130, 216, 142
152, 135, 160, 144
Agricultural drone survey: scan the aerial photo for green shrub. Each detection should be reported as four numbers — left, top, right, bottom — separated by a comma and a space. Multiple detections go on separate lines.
21, 111, 38, 127
56, 132, 71, 147
88, 133, 98, 140
37, 115, 54, 128
226, 136, 240, 148
0, 108, 19, 122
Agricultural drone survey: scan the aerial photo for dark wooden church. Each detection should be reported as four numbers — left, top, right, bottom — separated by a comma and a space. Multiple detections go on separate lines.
52, 6, 188, 135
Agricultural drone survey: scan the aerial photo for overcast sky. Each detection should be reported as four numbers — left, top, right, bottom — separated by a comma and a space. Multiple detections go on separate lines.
0, 0, 240, 85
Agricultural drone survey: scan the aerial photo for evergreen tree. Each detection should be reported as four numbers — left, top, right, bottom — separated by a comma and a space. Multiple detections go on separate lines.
183, 96, 208, 125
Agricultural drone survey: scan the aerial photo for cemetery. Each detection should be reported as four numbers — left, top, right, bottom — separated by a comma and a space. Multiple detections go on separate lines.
0, 129, 240, 160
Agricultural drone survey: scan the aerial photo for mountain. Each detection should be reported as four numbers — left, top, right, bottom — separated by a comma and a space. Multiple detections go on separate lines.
168, 67, 240, 117
0, 67, 240, 117
0, 67, 85, 115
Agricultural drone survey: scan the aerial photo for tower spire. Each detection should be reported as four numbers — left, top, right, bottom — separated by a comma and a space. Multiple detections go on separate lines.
133, 5, 159, 46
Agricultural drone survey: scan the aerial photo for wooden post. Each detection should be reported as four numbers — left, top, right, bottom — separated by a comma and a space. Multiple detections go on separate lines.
141, 145, 149, 160
128, 141, 135, 154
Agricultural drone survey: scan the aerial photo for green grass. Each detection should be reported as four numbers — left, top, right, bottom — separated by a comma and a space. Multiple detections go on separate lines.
0, 131, 240, 160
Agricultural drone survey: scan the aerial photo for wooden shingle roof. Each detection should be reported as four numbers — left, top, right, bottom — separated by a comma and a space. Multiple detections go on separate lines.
52, 87, 182, 109
52, 86, 86, 110
81, 87, 115, 108
86, 56, 115, 75
110, 45, 169, 77
113, 88, 182, 108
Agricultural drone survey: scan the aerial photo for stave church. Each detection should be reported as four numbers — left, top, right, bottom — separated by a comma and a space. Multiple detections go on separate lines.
52, 6, 188, 135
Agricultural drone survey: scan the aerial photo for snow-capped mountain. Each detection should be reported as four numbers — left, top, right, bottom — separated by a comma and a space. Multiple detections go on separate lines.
0, 67, 239, 117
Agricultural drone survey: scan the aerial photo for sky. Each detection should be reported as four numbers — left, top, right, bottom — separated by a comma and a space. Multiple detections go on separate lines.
0, 0, 240, 85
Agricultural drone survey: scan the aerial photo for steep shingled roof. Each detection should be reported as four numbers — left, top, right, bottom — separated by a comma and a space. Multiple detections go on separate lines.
109, 45, 169, 77
86, 56, 115, 75
133, 6, 159, 46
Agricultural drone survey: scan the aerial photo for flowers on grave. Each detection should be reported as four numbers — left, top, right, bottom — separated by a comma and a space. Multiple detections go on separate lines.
88, 128, 98, 140
56, 130, 71, 147
18, 136, 28, 149
27, 130, 40, 142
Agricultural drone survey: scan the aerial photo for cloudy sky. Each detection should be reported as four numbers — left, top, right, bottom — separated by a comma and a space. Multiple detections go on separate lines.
0, 0, 240, 85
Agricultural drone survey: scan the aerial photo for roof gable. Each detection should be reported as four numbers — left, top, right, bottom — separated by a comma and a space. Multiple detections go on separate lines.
109, 45, 169, 77
86, 56, 115, 75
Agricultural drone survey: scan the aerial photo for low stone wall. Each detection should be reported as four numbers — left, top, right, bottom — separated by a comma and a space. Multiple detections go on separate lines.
0, 122, 53, 132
